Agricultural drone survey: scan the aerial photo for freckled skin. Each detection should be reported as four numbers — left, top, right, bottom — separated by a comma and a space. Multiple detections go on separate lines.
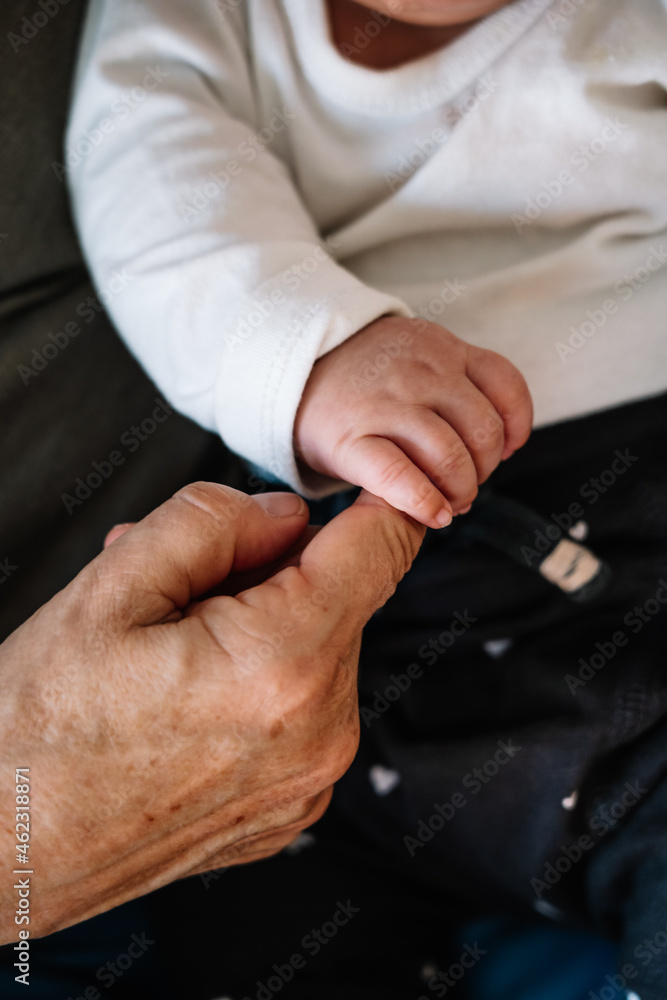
0, 484, 425, 942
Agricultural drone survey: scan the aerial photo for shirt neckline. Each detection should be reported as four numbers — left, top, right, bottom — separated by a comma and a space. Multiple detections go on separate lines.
283, 0, 556, 115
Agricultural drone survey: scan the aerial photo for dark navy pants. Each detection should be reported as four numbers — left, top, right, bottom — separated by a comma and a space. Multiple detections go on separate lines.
2, 391, 665, 999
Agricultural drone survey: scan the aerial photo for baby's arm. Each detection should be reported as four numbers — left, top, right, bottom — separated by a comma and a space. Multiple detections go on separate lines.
66, 0, 411, 494
67, 0, 531, 522
296, 315, 533, 528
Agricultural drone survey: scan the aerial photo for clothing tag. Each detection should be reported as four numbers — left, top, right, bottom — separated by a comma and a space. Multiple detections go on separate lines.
539, 539, 601, 593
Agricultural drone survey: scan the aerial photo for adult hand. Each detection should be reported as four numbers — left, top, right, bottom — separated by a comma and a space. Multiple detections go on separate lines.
0, 482, 424, 942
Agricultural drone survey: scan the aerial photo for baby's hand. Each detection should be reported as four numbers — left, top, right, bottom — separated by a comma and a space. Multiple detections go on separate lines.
294, 316, 533, 528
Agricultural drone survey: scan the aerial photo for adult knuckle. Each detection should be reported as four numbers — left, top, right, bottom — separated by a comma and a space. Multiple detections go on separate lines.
379, 513, 423, 579
288, 788, 333, 829
279, 790, 329, 830
173, 481, 247, 534
257, 656, 336, 729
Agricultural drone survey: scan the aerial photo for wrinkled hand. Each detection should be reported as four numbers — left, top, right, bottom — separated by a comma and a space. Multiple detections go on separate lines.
295, 316, 533, 527
0, 483, 425, 941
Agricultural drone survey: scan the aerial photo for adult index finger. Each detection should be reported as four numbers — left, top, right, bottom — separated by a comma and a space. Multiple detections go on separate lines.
90, 483, 309, 627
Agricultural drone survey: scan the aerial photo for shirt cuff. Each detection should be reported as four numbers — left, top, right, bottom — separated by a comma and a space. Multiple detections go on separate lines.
213, 257, 412, 498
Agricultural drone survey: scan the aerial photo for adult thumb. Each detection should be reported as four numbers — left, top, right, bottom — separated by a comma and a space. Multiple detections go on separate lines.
297, 490, 426, 636
91, 483, 309, 627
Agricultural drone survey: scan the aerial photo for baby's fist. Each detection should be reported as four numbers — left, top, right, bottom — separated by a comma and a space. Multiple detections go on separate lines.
295, 316, 533, 528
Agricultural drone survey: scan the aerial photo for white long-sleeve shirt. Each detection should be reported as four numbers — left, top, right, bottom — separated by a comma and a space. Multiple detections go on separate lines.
66, 0, 667, 495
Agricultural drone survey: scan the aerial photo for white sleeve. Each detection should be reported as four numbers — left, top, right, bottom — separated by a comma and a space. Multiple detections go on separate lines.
66, 0, 410, 495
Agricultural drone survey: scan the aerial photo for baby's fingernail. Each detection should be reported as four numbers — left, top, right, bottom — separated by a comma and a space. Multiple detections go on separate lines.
250, 492, 305, 517
103, 523, 134, 548
435, 507, 452, 528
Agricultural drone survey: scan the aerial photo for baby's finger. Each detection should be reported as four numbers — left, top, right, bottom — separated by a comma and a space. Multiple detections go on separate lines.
339, 436, 453, 529
388, 408, 480, 514
465, 349, 534, 460
432, 376, 508, 485
103, 523, 136, 548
